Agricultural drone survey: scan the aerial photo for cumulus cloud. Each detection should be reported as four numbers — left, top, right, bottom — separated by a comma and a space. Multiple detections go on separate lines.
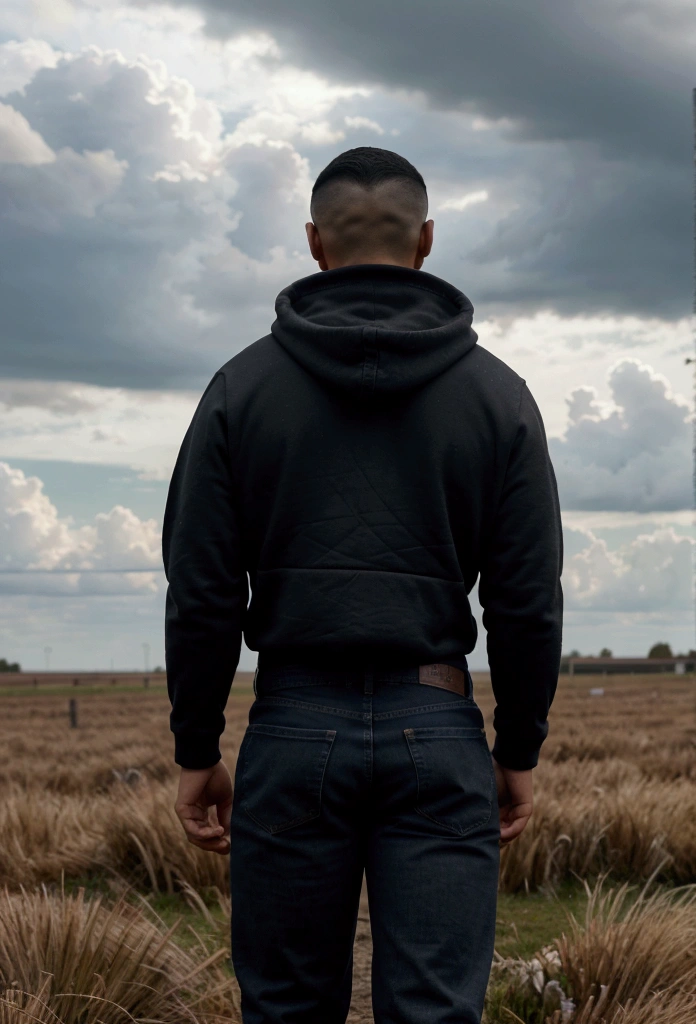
0, 461, 162, 594
562, 523, 694, 612
0, 37, 59, 96
0, 44, 305, 387
0, 379, 199, 478
437, 190, 488, 213
1, 144, 128, 228
0, 101, 55, 164
550, 359, 692, 512
344, 115, 384, 135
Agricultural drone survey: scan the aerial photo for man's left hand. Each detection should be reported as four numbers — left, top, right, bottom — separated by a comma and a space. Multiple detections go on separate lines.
175, 760, 233, 855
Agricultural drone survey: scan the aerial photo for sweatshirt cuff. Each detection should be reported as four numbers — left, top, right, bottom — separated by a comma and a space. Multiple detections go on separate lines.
174, 733, 222, 771
491, 737, 540, 772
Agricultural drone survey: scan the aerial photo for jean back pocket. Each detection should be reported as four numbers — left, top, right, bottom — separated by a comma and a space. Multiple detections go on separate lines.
404, 726, 495, 837
238, 723, 336, 834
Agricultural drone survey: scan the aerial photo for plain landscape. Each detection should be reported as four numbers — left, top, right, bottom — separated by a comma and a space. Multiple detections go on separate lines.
0, 669, 695, 1023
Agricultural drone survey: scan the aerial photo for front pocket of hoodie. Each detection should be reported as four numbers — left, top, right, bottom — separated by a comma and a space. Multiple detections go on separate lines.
240, 724, 336, 834
404, 726, 495, 837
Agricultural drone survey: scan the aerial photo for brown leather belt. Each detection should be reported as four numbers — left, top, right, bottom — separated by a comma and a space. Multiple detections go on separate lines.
418, 663, 468, 696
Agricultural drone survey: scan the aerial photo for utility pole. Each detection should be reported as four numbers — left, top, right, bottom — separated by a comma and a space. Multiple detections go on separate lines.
688, 88, 696, 656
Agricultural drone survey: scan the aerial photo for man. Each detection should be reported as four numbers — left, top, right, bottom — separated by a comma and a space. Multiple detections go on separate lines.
163, 146, 563, 1024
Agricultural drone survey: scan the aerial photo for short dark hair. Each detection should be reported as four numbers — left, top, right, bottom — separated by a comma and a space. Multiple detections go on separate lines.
311, 147, 427, 206
310, 147, 428, 258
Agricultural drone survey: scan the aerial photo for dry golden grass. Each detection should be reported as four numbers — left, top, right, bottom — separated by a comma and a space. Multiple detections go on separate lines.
0, 670, 694, 1024
556, 876, 696, 1016
98, 781, 231, 895
0, 882, 240, 1023
0, 672, 693, 894
488, 874, 696, 1023
498, 759, 696, 891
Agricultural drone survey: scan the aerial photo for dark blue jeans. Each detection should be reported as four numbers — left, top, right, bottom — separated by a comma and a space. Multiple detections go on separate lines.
229, 663, 501, 1024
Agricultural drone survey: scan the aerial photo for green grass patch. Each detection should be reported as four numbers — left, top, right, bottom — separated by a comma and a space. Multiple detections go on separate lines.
144, 892, 229, 947
61, 872, 233, 964
495, 879, 588, 960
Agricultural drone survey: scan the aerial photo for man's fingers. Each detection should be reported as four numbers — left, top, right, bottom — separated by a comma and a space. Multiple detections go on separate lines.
186, 834, 231, 855
499, 816, 530, 844
179, 813, 229, 852
498, 802, 533, 845
176, 804, 225, 838
182, 817, 224, 838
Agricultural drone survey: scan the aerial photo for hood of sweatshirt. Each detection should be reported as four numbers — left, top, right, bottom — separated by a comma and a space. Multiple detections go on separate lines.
270, 263, 478, 398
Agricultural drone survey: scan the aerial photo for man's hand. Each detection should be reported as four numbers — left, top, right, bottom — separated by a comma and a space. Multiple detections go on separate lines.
175, 760, 233, 855
492, 756, 533, 846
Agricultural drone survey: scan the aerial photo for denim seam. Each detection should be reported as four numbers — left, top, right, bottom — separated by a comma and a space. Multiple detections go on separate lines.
256, 677, 445, 692
373, 700, 477, 721
404, 727, 484, 737
246, 723, 336, 739
255, 695, 477, 721
255, 695, 367, 720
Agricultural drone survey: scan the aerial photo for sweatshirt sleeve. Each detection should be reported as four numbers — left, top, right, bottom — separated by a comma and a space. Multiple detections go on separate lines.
477, 382, 564, 771
162, 370, 248, 770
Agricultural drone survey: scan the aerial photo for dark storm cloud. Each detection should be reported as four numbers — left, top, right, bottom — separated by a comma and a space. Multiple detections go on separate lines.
149, 0, 690, 164
129, 0, 693, 321
0, 0, 692, 391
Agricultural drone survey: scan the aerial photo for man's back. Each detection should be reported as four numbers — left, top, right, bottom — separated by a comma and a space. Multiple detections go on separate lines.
164, 262, 563, 774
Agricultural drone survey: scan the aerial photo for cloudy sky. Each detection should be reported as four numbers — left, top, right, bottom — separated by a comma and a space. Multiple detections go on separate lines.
0, 0, 694, 671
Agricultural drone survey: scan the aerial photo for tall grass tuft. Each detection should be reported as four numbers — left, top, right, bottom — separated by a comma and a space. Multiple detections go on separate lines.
498, 760, 696, 892
0, 882, 240, 1023
99, 780, 230, 895
555, 874, 696, 1017
487, 874, 696, 1023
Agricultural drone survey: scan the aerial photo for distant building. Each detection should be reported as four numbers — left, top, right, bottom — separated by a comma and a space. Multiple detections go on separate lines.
560, 656, 695, 676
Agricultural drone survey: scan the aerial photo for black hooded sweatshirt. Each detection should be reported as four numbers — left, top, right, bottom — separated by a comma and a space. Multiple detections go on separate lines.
163, 263, 564, 773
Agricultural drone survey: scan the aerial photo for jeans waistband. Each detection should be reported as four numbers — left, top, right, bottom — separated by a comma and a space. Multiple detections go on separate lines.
253, 661, 473, 699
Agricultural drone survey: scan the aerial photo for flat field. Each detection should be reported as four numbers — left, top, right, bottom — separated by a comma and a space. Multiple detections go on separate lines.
0, 671, 694, 1023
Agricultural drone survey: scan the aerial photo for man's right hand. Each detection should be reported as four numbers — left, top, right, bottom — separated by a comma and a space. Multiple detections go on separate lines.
492, 757, 533, 845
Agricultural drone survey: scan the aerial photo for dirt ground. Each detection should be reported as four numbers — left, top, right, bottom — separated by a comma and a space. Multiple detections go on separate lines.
345, 880, 372, 1022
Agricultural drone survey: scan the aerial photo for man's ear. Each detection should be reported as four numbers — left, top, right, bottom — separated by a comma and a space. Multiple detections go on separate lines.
305, 222, 329, 271
414, 219, 434, 270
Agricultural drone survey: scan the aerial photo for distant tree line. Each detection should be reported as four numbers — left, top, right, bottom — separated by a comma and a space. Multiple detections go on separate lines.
563, 644, 696, 660
0, 658, 20, 672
